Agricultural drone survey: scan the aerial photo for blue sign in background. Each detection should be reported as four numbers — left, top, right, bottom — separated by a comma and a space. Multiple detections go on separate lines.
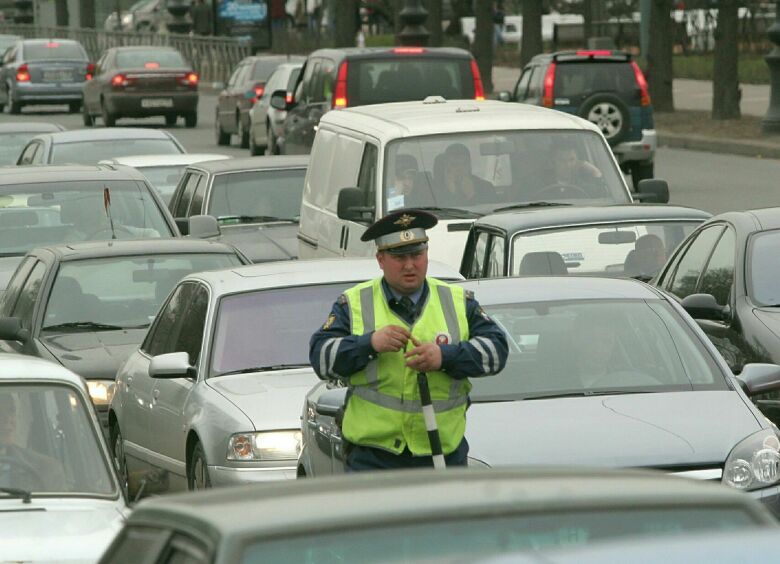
217, 0, 271, 50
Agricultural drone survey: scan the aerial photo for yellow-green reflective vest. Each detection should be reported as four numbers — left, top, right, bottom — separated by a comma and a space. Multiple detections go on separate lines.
341, 277, 471, 456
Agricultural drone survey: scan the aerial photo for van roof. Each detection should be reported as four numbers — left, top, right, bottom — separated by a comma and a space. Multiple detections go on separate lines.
320, 99, 602, 141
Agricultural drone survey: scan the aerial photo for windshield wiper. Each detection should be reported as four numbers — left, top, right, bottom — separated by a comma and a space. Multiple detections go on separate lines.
0, 487, 31, 504
218, 215, 298, 224
410, 207, 482, 219
41, 321, 125, 332
523, 389, 656, 400
493, 202, 572, 212
214, 363, 310, 377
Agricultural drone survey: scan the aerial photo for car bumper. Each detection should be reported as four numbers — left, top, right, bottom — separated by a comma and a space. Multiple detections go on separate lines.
612, 129, 657, 165
209, 464, 297, 485
106, 92, 198, 116
15, 83, 83, 103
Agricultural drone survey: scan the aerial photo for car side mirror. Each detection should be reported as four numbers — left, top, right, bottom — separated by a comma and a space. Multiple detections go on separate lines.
0, 317, 28, 342
270, 89, 290, 110
149, 352, 194, 379
735, 364, 780, 396
681, 293, 724, 321
337, 187, 374, 224
188, 214, 221, 238
497, 91, 511, 102
634, 178, 670, 204
316, 387, 347, 417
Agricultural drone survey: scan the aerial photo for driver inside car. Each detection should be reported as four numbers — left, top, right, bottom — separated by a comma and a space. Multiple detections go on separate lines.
549, 144, 603, 191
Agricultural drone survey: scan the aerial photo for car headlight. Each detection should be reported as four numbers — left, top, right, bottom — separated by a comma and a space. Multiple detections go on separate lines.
227, 430, 302, 461
723, 429, 780, 491
87, 380, 115, 407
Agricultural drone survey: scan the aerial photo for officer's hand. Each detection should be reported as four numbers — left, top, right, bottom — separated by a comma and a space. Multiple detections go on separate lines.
371, 325, 412, 353
404, 338, 443, 372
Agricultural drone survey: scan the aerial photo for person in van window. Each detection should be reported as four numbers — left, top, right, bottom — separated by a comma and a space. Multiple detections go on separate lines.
551, 144, 603, 187
387, 154, 418, 210
436, 143, 495, 206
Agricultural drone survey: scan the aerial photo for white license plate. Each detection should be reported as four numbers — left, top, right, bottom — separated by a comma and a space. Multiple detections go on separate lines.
141, 98, 173, 108
43, 70, 72, 82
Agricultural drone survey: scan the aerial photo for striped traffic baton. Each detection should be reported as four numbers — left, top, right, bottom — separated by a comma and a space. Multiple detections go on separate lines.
417, 371, 446, 470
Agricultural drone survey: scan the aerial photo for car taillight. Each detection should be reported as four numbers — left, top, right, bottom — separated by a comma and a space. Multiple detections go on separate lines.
631, 61, 651, 106
332, 61, 348, 109
392, 47, 426, 54
285, 92, 294, 104
85, 62, 95, 81
575, 50, 613, 56
144, 62, 160, 69
177, 72, 198, 87
253, 85, 264, 101
111, 73, 127, 87
16, 64, 30, 82
542, 62, 556, 107
470, 59, 485, 101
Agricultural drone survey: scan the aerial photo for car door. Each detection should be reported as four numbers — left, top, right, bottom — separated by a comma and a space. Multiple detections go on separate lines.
284, 58, 319, 154
0, 46, 17, 104
149, 282, 209, 492
170, 171, 205, 235
16, 141, 39, 165
524, 64, 545, 106
301, 58, 336, 151
219, 61, 247, 134
0, 259, 48, 356
512, 65, 533, 102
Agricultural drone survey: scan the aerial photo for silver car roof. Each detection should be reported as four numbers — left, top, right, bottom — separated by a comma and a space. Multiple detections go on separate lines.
0, 353, 87, 389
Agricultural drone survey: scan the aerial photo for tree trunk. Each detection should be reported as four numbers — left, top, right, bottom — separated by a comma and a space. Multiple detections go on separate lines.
473, 0, 494, 93
647, 0, 674, 112
520, 0, 543, 67
712, 0, 740, 119
583, 0, 593, 43
334, 0, 358, 47
424, 0, 443, 46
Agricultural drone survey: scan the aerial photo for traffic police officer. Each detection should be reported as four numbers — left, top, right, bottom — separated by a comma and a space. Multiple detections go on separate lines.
309, 209, 508, 471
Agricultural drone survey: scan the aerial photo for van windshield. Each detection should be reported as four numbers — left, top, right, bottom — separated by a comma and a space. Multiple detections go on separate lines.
384, 130, 630, 216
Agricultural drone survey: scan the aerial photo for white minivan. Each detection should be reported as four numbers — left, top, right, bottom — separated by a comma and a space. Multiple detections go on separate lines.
295, 97, 669, 268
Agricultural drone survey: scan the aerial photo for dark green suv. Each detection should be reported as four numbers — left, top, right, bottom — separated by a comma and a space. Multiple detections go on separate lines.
500, 50, 655, 189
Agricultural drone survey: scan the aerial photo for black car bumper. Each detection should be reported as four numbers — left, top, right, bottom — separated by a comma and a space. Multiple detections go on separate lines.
106, 91, 198, 116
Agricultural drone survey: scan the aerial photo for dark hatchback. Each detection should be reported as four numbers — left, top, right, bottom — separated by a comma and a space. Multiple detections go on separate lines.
654, 208, 780, 426
82, 46, 198, 128
272, 46, 485, 155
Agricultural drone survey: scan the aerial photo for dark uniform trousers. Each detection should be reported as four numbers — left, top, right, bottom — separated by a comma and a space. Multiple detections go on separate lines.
345, 438, 470, 471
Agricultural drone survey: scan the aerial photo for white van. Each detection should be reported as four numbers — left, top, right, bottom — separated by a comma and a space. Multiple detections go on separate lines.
297, 98, 668, 268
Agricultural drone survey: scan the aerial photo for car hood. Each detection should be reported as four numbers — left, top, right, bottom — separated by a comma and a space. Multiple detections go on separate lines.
40, 329, 147, 381
0, 499, 126, 562
466, 391, 760, 468
218, 222, 298, 262
426, 220, 472, 270
753, 307, 780, 341
0, 255, 23, 291
207, 367, 319, 428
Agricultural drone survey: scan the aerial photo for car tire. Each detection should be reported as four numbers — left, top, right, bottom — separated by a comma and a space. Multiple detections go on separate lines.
630, 161, 654, 190
110, 423, 130, 498
82, 102, 94, 126
8, 90, 21, 115
184, 112, 197, 128
578, 93, 630, 146
101, 101, 116, 126
68, 101, 81, 113
215, 112, 230, 144
187, 441, 212, 491
165, 114, 177, 126
239, 116, 249, 149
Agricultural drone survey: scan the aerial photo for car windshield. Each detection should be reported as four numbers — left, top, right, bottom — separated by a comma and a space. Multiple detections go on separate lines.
52, 139, 183, 165
241, 507, 756, 563
511, 221, 701, 279
138, 164, 187, 204
0, 384, 116, 497
251, 59, 283, 80
41, 253, 240, 331
0, 133, 39, 165
0, 180, 173, 257
116, 50, 186, 68
211, 283, 352, 376
208, 168, 306, 223
749, 229, 780, 306
470, 299, 726, 402
23, 42, 85, 61
384, 130, 629, 217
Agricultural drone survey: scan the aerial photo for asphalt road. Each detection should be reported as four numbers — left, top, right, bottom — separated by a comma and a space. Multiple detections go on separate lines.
2, 92, 780, 216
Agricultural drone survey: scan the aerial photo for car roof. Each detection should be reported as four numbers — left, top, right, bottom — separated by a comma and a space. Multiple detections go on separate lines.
0, 163, 148, 185
0, 353, 86, 388
322, 99, 602, 140
475, 204, 711, 233
0, 122, 65, 133
459, 275, 662, 304
188, 155, 308, 174
712, 207, 780, 232
111, 45, 180, 52
244, 54, 305, 63
21, 38, 82, 45
34, 128, 178, 144
32, 239, 240, 261
125, 467, 774, 543
183, 258, 462, 293
100, 154, 231, 167
310, 46, 473, 60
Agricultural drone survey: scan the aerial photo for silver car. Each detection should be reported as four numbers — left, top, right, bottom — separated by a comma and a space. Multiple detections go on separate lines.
248, 61, 303, 156
110, 258, 461, 498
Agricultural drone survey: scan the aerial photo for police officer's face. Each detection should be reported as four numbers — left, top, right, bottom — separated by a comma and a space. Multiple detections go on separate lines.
377, 249, 428, 294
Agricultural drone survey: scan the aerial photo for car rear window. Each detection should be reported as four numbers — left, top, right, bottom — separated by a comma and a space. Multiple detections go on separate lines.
348, 57, 474, 106
52, 138, 183, 164
251, 59, 284, 81
554, 62, 636, 98
116, 50, 186, 69
23, 42, 85, 61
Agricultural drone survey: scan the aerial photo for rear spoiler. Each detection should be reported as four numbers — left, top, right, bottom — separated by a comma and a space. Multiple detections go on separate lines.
553, 50, 631, 63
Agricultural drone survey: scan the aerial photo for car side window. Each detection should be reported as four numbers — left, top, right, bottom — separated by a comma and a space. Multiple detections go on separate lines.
189, 176, 208, 216
159, 534, 209, 564
487, 234, 506, 277
171, 284, 208, 366
102, 526, 169, 563
11, 261, 47, 330
143, 283, 193, 357
667, 226, 725, 300
227, 63, 245, 88
699, 227, 736, 307
303, 59, 321, 102
319, 59, 336, 105
0, 257, 35, 315
467, 230, 490, 278
356, 142, 378, 209
174, 173, 202, 218
514, 68, 532, 101
18, 143, 38, 165
4, 46, 16, 65
526, 66, 542, 100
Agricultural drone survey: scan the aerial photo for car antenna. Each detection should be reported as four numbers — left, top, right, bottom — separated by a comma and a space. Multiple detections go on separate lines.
103, 186, 117, 240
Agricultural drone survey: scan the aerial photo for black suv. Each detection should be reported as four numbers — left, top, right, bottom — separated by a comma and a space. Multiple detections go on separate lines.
271, 46, 485, 155
500, 50, 655, 188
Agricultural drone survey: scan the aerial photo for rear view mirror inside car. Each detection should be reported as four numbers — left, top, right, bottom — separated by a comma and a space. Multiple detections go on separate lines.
598, 230, 637, 245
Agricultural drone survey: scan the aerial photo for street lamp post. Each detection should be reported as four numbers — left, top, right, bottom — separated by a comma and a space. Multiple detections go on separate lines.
762, 1, 780, 133
397, 0, 429, 46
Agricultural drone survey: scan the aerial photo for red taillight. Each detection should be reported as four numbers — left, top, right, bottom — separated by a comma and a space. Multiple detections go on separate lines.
285, 92, 294, 104
111, 73, 126, 87
144, 61, 160, 69
85, 62, 95, 81
16, 64, 29, 82
392, 47, 426, 54
542, 62, 556, 107
470, 59, 485, 101
332, 61, 348, 109
177, 72, 198, 87
46, 42, 60, 48
254, 86, 264, 98
575, 50, 613, 56
631, 61, 651, 106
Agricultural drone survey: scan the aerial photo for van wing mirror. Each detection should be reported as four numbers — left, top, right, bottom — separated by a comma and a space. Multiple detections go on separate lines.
188, 215, 221, 238
681, 293, 724, 321
634, 179, 670, 204
337, 187, 374, 224
270, 89, 290, 111
316, 387, 348, 417
736, 364, 780, 396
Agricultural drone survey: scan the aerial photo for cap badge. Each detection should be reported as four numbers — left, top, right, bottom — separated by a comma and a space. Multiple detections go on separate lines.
400, 230, 414, 241
394, 213, 415, 228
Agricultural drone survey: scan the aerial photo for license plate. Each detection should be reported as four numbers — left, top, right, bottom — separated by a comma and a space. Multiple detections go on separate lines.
43, 70, 72, 82
141, 98, 173, 108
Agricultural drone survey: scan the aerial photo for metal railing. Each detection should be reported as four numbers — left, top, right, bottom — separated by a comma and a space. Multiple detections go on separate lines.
0, 24, 252, 84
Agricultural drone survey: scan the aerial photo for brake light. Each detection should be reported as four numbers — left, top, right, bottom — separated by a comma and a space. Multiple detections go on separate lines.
285, 92, 294, 104
631, 61, 651, 106
254, 85, 264, 98
46, 42, 60, 48
542, 62, 556, 107
575, 50, 612, 56
177, 72, 198, 87
470, 59, 484, 101
15, 63, 29, 82
332, 61, 348, 109
392, 47, 426, 54
144, 61, 160, 69
85, 62, 95, 81
111, 73, 127, 86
